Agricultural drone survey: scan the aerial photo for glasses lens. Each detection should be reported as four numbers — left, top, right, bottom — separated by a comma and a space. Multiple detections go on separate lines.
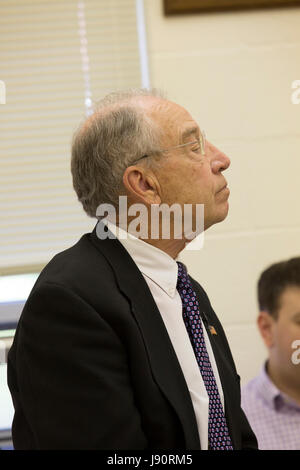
200, 130, 206, 155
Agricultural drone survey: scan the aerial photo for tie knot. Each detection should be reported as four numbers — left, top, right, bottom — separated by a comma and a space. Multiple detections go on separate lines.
176, 261, 189, 286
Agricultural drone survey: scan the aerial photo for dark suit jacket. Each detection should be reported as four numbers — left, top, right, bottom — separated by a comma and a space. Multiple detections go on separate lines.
7, 223, 257, 450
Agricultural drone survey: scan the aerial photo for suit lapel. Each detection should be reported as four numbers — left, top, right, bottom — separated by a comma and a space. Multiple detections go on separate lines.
90, 224, 200, 449
190, 278, 240, 449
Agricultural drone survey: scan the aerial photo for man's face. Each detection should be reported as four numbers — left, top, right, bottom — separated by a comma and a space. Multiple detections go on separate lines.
270, 286, 300, 385
149, 100, 231, 231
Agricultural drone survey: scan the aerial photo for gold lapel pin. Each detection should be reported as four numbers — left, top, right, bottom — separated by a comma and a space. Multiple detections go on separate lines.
209, 325, 217, 335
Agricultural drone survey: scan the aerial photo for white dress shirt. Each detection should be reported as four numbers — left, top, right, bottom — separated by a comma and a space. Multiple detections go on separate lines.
102, 219, 225, 449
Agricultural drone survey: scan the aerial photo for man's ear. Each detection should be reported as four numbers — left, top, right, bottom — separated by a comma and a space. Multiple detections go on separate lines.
122, 165, 161, 205
257, 311, 276, 349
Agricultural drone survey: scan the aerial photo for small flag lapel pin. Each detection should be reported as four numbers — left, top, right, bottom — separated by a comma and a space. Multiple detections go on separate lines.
209, 325, 217, 335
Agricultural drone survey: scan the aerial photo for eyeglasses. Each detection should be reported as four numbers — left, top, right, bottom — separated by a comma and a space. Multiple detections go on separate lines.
132, 130, 206, 164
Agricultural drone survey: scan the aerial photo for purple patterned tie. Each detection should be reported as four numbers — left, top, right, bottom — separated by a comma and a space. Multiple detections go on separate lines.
176, 261, 233, 450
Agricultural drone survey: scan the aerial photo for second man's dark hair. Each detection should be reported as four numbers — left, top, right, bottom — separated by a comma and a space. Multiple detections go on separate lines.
257, 257, 300, 318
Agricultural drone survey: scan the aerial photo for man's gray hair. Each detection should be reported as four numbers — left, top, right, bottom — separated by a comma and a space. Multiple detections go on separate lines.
71, 88, 165, 218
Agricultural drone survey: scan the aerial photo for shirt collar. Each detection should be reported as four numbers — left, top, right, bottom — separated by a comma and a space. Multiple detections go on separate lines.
257, 362, 300, 411
102, 219, 180, 298
257, 363, 282, 410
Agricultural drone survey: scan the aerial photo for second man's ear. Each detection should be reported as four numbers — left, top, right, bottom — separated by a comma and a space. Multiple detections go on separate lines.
257, 311, 276, 349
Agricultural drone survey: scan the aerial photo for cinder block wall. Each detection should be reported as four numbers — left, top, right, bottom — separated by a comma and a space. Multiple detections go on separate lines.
144, 0, 300, 385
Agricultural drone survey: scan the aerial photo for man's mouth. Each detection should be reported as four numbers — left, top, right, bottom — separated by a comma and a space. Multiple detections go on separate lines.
216, 183, 228, 194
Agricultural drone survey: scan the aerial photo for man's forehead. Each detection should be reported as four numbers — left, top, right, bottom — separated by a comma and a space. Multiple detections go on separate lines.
278, 286, 300, 316
147, 99, 199, 142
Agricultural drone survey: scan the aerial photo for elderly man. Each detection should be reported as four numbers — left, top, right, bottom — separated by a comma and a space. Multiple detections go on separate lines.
7, 89, 257, 450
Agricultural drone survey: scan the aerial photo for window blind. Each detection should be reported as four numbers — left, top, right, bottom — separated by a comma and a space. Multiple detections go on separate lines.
0, 0, 144, 275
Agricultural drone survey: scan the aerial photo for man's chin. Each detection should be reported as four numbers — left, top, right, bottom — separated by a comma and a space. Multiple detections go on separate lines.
220, 202, 229, 220
205, 204, 229, 230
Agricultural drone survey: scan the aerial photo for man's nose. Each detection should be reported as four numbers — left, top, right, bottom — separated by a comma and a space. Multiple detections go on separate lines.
208, 142, 231, 174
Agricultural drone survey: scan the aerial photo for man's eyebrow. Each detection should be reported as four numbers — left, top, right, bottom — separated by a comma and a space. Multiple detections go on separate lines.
181, 126, 199, 142
292, 311, 300, 321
